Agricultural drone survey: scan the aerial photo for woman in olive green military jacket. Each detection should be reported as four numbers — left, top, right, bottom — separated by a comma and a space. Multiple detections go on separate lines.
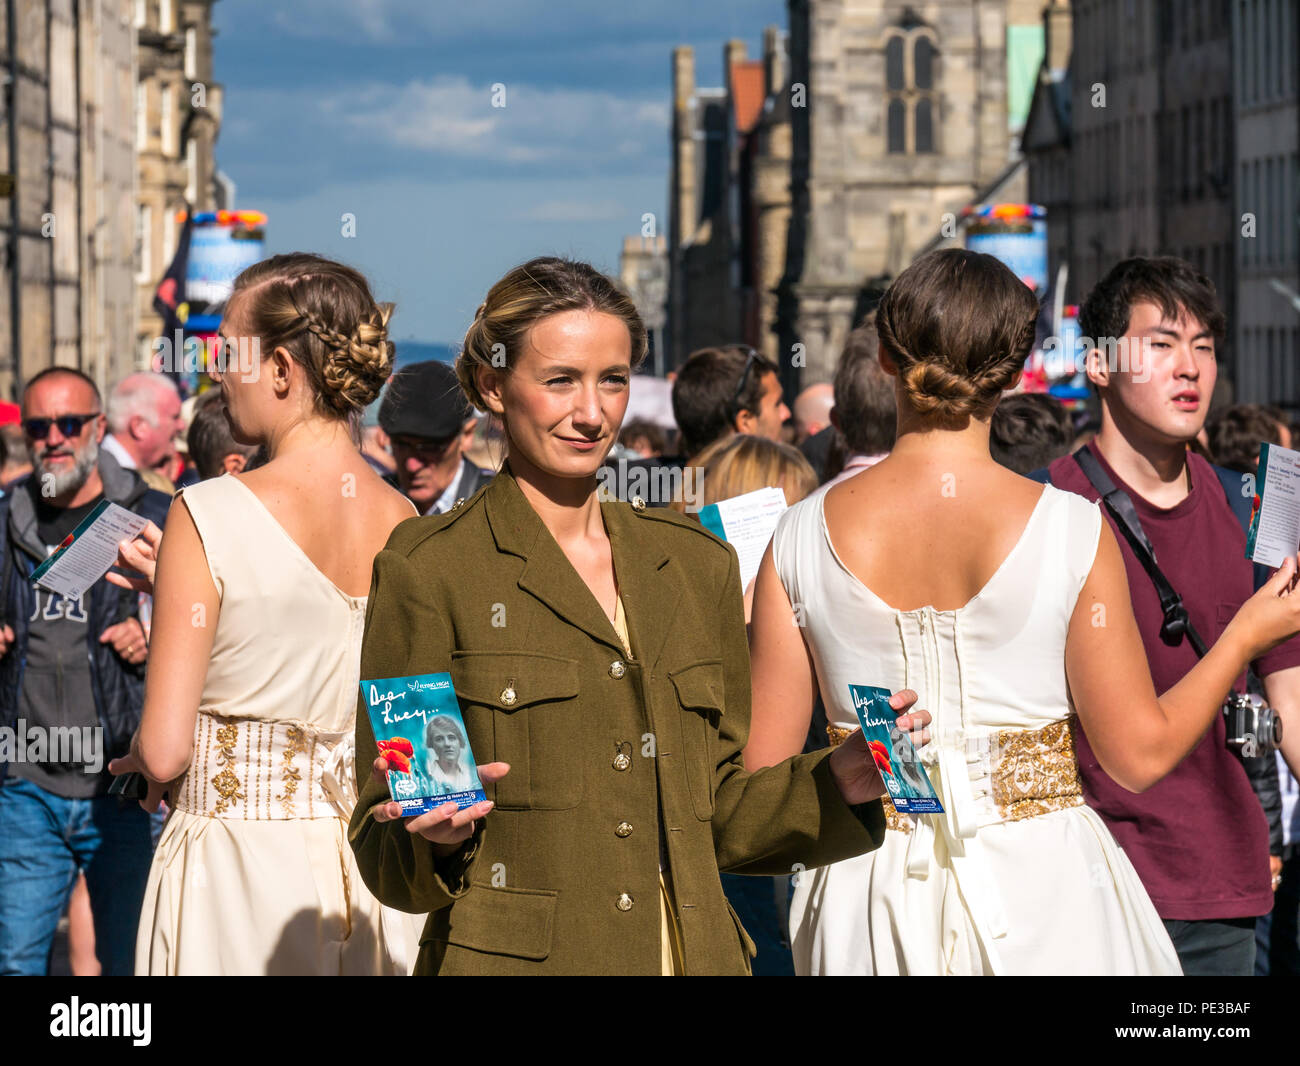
348, 257, 929, 976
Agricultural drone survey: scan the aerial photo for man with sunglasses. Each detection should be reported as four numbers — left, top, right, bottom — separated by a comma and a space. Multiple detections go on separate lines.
378, 360, 493, 515
0, 368, 171, 975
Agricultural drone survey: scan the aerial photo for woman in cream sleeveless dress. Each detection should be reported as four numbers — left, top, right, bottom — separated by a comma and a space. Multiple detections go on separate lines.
133, 475, 422, 975
748, 249, 1300, 976
771, 483, 1180, 975
111, 253, 424, 975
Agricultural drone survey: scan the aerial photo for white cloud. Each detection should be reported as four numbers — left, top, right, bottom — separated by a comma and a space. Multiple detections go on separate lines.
330, 76, 668, 166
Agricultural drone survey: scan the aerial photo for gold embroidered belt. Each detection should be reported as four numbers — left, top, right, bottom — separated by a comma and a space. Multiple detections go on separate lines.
172, 712, 357, 821
826, 718, 1084, 833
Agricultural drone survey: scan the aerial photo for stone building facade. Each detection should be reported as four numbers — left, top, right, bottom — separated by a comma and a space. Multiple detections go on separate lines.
134, 0, 223, 361
668, 39, 773, 369
1022, 1, 1072, 291
1025, 2, 1235, 335
618, 234, 668, 376
1232, 0, 1299, 407
777, 0, 1017, 387
1, 0, 138, 398
0, 0, 223, 398
667, 4, 1024, 389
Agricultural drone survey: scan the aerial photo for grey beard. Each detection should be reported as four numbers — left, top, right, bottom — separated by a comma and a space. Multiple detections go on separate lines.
34, 436, 99, 499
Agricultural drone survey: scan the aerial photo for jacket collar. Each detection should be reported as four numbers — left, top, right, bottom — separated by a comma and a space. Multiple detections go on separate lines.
484, 465, 678, 667
8, 450, 146, 563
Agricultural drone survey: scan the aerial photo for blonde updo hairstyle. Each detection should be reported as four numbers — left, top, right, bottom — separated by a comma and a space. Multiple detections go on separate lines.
875, 249, 1040, 423
671, 434, 818, 514
230, 253, 395, 428
456, 256, 648, 415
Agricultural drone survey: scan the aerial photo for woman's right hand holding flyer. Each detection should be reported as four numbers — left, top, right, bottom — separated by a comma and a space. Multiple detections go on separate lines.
368, 755, 508, 854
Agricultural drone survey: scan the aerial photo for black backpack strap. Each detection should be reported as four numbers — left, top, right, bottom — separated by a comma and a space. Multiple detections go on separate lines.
1073, 449, 1208, 656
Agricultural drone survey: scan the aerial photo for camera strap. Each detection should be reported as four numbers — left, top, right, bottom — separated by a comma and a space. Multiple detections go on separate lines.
1073, 448, 1209, 658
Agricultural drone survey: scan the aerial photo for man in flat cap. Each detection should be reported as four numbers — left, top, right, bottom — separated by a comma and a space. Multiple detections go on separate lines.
379, 361, 494, 515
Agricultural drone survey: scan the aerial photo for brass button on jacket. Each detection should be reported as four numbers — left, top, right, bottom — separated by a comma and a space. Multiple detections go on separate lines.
608, 660, 626, 679
350, 466, 887, 976
615, 821, 633, 838
615, 893, 634, 912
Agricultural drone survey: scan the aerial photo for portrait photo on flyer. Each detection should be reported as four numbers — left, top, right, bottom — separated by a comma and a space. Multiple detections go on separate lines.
361, 672, 486, 814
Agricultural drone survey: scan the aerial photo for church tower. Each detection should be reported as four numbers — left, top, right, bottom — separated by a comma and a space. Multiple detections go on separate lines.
779, 1, 1015, 384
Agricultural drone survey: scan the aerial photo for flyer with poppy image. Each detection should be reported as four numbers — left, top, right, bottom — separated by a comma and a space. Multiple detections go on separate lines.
848, 684, 943, 814
360, 671, 486, 814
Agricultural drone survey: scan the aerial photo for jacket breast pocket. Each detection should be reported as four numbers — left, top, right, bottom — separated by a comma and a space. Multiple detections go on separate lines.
450, 651, 581, 810
669, 659, 724, 821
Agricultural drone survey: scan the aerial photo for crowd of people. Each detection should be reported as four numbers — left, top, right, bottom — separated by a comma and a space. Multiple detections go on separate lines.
0, 246, 1297, 976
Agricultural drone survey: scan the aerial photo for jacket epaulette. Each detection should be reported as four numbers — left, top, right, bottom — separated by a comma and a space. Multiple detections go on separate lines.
627, 497, 733, 558
386, 486, 486, 557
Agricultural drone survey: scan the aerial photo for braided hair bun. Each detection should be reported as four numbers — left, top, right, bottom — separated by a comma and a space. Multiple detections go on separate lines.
231, 253, 396, 420
876, 249, 1040, 422
313, 303, 394, 415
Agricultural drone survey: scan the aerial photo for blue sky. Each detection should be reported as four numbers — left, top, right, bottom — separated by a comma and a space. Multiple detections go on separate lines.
211, 0, 786, 343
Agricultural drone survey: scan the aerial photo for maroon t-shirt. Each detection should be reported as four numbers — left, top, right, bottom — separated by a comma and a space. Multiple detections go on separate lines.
1048, 442, 1297, 920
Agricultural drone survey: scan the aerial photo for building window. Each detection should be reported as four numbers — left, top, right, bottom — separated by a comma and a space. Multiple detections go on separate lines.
883, 26, 939, 155
914, 36, 934, 90
186, 138, 198, 203
161, 84, 175, 156
915, 98, 933, 153
886, 35, 904, 91
136, 203, 151, 283
136, 82, 148, 149
165, 207, 177, 267
134, 0, 147, 29
159, 0, 174, 34
185, 27, 198, 80
887, 99, 906, 153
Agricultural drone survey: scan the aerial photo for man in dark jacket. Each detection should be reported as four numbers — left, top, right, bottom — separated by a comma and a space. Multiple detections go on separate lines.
380, 361, 493, 514
0, 368, 171, 975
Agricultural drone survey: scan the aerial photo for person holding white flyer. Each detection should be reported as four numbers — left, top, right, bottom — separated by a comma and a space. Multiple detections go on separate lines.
744, 249, 1300, 976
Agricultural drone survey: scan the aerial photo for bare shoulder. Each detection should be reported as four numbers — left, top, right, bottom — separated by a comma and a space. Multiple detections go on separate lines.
362, 467, 419, 525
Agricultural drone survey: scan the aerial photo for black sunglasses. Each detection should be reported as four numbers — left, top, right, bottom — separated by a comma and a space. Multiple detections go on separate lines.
728, 349, 761, 415
24, 413, 100, 440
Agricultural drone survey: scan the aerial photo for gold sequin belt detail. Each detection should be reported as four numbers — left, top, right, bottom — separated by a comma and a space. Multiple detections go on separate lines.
172, 712, 357, 821
826, 718, 1084, 831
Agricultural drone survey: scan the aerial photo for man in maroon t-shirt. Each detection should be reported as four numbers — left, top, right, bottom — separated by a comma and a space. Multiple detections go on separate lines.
1046, 257, 1300, 975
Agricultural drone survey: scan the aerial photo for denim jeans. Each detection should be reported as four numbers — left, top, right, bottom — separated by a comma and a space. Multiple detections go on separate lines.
0, 775, 157, 975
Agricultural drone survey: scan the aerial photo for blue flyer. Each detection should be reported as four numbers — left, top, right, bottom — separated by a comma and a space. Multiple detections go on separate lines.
360, 672, 486, 814
848, 683, 944, 814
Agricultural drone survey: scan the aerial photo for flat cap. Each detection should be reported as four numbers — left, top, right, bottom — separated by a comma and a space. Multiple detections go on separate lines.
378, 360, 472, 441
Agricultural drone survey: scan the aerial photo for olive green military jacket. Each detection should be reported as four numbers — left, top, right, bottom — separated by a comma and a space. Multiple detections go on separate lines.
349, 468, 886, 975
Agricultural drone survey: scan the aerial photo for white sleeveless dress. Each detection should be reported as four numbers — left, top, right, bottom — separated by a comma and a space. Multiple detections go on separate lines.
134, 475, 424, 975
774, 482, 1180, 975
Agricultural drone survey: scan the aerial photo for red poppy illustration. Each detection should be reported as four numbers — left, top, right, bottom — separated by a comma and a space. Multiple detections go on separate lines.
866, 739, 893, 778
377, 737, 414, 773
